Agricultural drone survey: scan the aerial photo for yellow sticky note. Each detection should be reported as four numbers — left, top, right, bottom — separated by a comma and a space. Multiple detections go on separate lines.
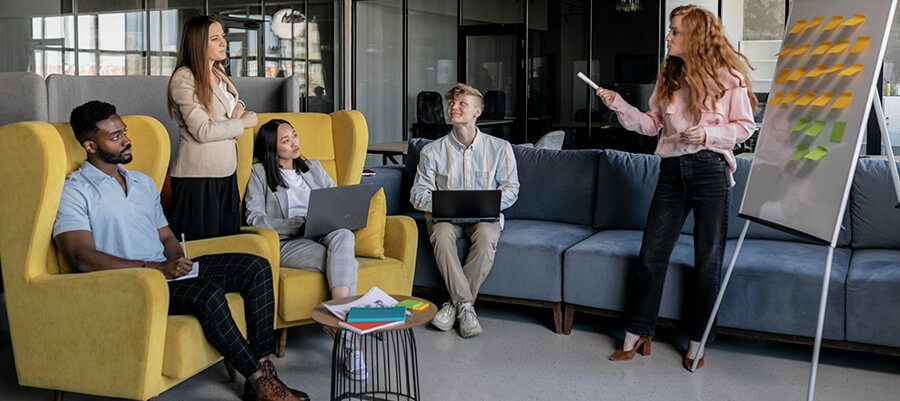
776, 45, 795, 56
787, 67, 807, 81
767, 92, 785, 105
850, 36, 871, 54
823, 15, 844, 31
804, 146, 829, 161
838, 64, 864, 77
781, 91, 802, 104
827, 39, 851, 54
811, 92, 834, 106
789, 19, 808, 34
832, 92, 853, 109
825, 64, 846, 74
804, 17, 824, 31
794, 92, 817, 106
841, 14, 866, 27
811, 41, 832, 55
805, 65, 829, 77
776, 68, 792, 84
789, 44, 811, 55
790, 145, 810, 160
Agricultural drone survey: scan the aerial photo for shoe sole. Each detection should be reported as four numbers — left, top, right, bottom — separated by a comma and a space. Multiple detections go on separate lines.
459, 327, 483, 338
431, 318, 455, 331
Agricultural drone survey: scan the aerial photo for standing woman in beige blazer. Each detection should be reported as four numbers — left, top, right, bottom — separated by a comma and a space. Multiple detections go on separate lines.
167, 15, 258, 240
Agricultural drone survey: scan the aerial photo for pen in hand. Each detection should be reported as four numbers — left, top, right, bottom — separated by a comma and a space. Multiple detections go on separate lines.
181, 233, 188, 259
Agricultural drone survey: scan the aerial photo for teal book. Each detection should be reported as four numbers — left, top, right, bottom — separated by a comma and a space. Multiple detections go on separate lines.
346, 306, 407, 322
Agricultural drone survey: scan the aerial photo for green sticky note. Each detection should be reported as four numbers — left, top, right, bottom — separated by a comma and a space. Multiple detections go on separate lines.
790, 145, 810, 160
804, 146, 829, 161
791, 117, 812, 132
830, 121, 846, 142
804, 120, 827, 137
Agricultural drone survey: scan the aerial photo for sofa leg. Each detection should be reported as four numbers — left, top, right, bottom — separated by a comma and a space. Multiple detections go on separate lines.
277, 328, 287, 358
563, 304, 575, 335
224, 360, 237, 383
552, 302, 563, 334
53, 390, 63, 401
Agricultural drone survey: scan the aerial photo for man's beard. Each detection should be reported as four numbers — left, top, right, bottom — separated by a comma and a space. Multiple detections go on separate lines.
98, 144, 132, 164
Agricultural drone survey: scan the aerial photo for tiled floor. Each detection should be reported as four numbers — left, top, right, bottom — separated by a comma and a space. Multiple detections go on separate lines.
1, 297, 899, 401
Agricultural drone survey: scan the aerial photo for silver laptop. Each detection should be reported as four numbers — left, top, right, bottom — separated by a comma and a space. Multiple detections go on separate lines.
303, 183, 373, 238
431, 190, 501, 224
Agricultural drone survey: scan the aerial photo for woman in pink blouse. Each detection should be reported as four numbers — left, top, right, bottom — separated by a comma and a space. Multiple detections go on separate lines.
596, 4, 757, 371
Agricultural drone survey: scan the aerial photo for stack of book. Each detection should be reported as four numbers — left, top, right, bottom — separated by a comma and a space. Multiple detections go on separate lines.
321, 286, 413, 334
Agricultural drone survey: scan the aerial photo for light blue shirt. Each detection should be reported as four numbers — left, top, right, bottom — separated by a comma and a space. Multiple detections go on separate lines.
53, 162, 169, 263
410, 129, 519, 227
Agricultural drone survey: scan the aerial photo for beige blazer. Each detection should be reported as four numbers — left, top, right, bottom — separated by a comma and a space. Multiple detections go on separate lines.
168, 65, 245, 178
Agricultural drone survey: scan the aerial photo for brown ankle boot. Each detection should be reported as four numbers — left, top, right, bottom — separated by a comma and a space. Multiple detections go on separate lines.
252, 374, 300, 401
243, 361, 309, 401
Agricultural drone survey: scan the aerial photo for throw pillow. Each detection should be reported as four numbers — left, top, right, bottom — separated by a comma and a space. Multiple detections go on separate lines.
354, 188, 386, 259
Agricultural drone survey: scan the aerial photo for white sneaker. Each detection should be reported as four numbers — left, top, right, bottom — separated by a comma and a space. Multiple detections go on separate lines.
431, 301, 456, 331
457, 302, 483, 338
344, 350, 368, 381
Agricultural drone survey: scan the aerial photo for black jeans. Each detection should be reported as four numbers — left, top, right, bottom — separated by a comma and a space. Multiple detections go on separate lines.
626, 150, 731, 341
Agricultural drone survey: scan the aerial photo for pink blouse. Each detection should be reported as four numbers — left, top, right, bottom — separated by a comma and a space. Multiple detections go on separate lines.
608, 69, 755, 186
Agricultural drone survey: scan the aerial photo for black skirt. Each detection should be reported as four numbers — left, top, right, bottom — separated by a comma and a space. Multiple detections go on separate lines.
169, 174, 241, 241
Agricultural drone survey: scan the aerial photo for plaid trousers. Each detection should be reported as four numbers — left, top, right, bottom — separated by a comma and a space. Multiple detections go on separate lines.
167, 253, 276, 377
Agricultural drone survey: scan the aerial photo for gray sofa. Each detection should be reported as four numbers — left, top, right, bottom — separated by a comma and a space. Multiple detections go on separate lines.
367, 138, 900, 350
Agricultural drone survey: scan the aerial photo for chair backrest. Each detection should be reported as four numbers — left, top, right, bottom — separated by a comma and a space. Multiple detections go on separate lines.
416, 91, 445, 124
535, 130, 566, 150
236, 111, 368, 201
0, 72, 49, 125
482, 90, 506, 120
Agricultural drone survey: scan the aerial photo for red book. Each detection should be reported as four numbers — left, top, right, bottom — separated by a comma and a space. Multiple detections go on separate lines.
338, 320, 404, 334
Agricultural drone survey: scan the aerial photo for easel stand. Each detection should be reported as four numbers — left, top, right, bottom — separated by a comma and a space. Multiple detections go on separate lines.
692, 95, 900, 401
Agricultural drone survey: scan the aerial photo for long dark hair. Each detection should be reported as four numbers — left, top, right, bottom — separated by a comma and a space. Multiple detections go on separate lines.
254, 119, 310, 193
168, 15, 223, 118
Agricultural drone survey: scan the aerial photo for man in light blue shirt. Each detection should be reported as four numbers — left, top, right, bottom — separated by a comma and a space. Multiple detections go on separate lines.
53, 101, 307, 401
410, 83, 520, 338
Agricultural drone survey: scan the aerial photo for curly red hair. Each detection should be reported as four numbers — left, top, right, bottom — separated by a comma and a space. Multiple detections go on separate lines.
656, 5, 758, 121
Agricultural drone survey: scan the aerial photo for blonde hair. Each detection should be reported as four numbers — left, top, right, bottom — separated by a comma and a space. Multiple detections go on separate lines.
444, 83, 483, 108
657, 5, 758, 121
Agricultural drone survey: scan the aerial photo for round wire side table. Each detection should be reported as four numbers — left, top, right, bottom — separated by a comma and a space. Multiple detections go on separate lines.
311, 295, 437, 401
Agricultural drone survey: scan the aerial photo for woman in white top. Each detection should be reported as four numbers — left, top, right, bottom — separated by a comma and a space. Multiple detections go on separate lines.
244, 119, 360, 301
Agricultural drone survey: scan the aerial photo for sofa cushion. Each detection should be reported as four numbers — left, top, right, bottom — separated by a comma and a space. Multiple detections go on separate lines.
503, 146, 598, 226
162, 293, 245, 378
363, 165, 404, 215
409, 212, 594, 302
850, 158, 900, 249
715, 239, 848, 340
563, 230, 697, 319
845, 249, 900, 347
594, 150, 659, 231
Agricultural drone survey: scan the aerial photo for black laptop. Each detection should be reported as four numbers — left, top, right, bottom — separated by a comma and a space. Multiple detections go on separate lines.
303, 183, 373, 237
431, 190, 501, 224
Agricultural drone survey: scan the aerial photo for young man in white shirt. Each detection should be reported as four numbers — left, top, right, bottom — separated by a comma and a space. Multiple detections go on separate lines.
410, 83, 520, 337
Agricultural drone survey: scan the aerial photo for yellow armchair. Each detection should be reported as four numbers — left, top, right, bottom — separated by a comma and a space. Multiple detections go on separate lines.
0, 117, 277, 400
236, 111, 418, 352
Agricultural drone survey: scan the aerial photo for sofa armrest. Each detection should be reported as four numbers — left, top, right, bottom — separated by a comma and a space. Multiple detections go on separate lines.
382, 215, 418, 291
365, 165, 405, 215
188, 228, 281, 302
13, 268, 169, 399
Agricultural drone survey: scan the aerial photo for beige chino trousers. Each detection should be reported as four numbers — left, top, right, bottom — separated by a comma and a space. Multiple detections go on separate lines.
427, 216, 502, 305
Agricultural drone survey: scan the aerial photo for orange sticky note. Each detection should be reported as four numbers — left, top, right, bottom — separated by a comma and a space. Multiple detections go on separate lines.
811, 92, 834, 107
776, 68, 792, 84
841, 14, 866, 27
767, 92, 785, 105
806, 65, 829, 77
787, 67, 807, 81
811, 41, 832, 55
794, 92, 817, 106
832, 92, 853, 109
804, 17, 824, 31
838, 64, 864, 76
850, 36, 871, 54
776, 45, 795, 56
823, 15, 844, 30
781, 91, 802, 104
827, 39, 851, 54
789, 19, 808, 34
790, 44, 811, 55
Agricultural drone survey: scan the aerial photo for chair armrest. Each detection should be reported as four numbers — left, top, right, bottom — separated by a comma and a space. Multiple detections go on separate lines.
12, 268, 169, 399
365, 165, 405, 215
330, 110, 367, 186
187, 229, 281, 301
382, 215, 418, 290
